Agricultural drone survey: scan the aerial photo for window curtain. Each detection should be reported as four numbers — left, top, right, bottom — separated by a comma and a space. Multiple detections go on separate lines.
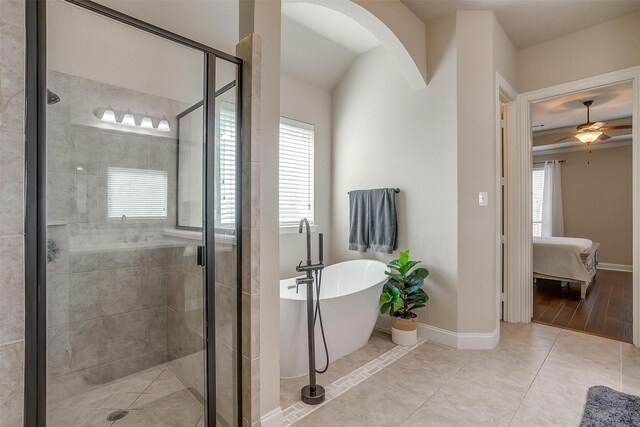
541, 160, 564, 237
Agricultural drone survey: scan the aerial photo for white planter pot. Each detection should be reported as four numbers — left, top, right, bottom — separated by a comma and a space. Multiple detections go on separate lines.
391, 316, 418, 346
391, 327, 417, 346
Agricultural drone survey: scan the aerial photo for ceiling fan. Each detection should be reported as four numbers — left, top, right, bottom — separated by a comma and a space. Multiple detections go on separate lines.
554, 100, 632, 144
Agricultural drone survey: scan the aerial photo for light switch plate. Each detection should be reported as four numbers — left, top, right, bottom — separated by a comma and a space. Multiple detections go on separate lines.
478, 191, 488, 206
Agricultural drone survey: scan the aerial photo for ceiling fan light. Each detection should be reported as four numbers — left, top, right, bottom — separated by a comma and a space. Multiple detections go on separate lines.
576, 131, 602, 144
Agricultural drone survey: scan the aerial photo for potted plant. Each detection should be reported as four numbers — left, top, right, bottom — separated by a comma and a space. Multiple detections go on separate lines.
379, 250, 429, 345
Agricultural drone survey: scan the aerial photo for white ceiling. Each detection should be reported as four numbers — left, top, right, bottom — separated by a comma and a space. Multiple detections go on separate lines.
401, 0, 640, 49
281, 3, 381, 55
281, 15, 357, 90
532, 82, 633, 131
94, 0, 239, 53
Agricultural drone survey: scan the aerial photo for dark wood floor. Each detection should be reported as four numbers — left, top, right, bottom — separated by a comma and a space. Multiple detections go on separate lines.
532, 269, 633, 342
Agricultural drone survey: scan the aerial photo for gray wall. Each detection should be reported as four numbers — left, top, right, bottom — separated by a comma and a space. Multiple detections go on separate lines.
0, 0, 25, 425
534, 146, 633, 266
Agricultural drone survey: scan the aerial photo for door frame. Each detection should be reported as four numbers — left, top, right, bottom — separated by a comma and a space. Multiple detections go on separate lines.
508, 66, 640, 346
24, 1, 244, 425
495, 72, 517, 330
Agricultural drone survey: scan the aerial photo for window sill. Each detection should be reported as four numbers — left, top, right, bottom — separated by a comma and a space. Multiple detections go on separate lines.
163, 228, 237, 246
280, 225, 318, 235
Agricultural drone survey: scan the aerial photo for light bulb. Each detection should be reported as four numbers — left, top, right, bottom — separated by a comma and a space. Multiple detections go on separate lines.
158, 119, 171, 132
140, 117, 153, 129
575, 131, 602, 144
101, 108, 116, 123
121, 111, 136, 126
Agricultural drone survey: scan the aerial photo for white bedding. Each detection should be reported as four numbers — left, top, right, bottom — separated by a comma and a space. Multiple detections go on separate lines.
533, 236, 593, 282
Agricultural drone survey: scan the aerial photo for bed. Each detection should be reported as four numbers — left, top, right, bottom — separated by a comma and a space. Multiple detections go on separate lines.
532, 236, 599, 299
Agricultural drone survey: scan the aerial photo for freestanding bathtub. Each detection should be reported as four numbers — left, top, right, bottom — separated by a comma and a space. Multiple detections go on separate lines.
279, 259, 388, 379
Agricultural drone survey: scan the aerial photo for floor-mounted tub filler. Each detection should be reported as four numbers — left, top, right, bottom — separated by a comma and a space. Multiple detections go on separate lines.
280, 259, 388, 380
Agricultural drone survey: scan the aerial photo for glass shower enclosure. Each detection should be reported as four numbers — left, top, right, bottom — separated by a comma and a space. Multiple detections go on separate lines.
25, 1, 242, 426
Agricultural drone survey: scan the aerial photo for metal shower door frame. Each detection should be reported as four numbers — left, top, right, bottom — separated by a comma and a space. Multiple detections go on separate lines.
24, 1, 243, 425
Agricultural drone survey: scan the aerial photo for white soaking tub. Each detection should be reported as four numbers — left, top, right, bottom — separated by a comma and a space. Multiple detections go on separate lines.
279, 259, 388, 379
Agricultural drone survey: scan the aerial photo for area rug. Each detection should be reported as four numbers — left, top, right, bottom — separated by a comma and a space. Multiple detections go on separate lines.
581, 386, 640, 426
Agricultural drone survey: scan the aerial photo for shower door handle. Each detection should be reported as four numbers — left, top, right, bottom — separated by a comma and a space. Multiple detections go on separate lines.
197, 245, 206, 266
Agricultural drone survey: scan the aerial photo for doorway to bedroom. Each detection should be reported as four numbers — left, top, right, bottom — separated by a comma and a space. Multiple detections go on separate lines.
529, 82, 633, 342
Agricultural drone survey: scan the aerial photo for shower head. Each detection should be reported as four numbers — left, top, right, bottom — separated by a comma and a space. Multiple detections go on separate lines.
47, 89, 60, 105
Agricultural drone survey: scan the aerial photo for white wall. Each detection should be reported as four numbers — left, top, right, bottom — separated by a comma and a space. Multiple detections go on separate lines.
330, 11, 517, 336
517, 11, 640, 93
330, 15, 459, 332
455, 11, 516, 334
279, 74, 333, 279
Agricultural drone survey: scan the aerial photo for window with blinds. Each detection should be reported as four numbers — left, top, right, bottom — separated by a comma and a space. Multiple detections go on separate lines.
218, 106, 237, 232
279, 118, 314, 226
107, 167, 168, 219
532, 168, 545, 236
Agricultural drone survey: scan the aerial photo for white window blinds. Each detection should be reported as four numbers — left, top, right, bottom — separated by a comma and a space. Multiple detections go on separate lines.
532, 168, 545, 237
218, 107, 237, 230
279, 118, 314, 226
107, 167, 167, 219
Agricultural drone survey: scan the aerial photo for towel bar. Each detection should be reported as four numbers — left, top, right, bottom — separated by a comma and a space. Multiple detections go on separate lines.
348, 188, 400, 194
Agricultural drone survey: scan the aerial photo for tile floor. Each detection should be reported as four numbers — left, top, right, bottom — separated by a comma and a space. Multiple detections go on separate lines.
47, 367, 204, 427
291, 322, 640, 426
280, 330, 396, 408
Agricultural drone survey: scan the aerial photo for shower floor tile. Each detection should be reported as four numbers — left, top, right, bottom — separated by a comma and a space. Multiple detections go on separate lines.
47, 367, 204, 426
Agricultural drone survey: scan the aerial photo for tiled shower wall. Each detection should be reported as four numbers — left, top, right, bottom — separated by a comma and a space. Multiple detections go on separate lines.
44, 69, 193, 403
0, 0, 26, 425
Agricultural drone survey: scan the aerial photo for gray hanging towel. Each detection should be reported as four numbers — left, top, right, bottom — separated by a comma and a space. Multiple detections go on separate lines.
348, 190, 369, 252
368, 188, 397, 254
348, 188, 397, 254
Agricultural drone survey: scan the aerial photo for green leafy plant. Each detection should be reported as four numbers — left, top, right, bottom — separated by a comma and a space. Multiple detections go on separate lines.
47, 239, 60, 264
379, 250, 429, 319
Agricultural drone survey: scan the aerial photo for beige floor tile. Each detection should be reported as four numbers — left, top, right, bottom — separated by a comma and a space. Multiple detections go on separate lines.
501, 321, 560, 342
454, 357, 537, 395
404, 341, 470, 375
48, 406, 95, 427
80, 409, 115, 427
402, 374, 524, 427
101, 392, 141, 410
130, 389, 202, 411
117, 377, 154, 393
332, 374, 426, 426
622, 342, 640, 381
292, 400, 369, 427
112, 408, 201, 426
280, 393, 296, 410
621, 375, 640, 396
371, 354, 448, 400
509, 374, 588, 427
61, 382, 125, 409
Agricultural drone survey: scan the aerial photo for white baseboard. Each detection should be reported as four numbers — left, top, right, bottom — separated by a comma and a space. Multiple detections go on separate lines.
598, 263, 633, 272
417, 323, 499, 350
378, 316, 499, 350
260, 407, 283, 427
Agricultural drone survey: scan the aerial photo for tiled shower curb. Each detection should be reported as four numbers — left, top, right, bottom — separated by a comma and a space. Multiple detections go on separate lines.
282, 338, 426, 426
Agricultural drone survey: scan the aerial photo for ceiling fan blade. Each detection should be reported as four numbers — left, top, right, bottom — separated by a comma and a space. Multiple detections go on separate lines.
576, 122, 594, 130
598, 134, 611, 141
553, 135, 575, 143
591, 121, 606, 129
601, 125, 632, 130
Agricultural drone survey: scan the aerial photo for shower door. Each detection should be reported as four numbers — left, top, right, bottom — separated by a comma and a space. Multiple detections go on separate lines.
25, 1, 242, 425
